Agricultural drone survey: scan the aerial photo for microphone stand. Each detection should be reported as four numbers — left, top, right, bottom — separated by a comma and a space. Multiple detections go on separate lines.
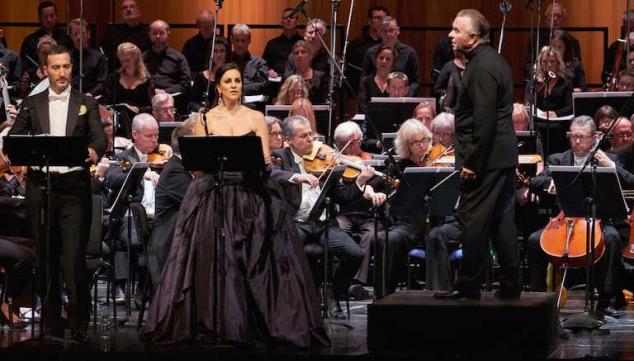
525, 0, 544, 132
497, 1, 512, 54
202, 0, 223, 112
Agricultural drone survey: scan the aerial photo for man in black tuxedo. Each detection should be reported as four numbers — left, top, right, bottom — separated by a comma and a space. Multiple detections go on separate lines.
271, 115, 373, 304
528, 116, 634, 315
436, 9, 520, 300
7, 45, 106, 340
148, 123, 193, 287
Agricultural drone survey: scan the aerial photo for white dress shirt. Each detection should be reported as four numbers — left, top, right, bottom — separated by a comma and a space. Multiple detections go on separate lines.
45, 86, 82, 174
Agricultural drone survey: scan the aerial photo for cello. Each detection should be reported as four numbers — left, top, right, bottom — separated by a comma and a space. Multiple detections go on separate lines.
540, 211, 605, 308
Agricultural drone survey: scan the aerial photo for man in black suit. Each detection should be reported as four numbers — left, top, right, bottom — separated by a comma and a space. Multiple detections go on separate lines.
148, 123, 193, 287
7, 45, 106, 340
436, 9, 520, 300
19, 1, 73, 73
103, 113, 163, 303
528, 116, 633, 315
271, 115, 373, 305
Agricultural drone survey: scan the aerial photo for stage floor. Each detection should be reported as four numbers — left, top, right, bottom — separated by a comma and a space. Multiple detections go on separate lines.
2, 283, 634, 360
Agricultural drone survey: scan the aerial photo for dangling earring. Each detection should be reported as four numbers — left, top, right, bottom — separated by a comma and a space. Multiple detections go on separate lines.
218, 94, 224, 106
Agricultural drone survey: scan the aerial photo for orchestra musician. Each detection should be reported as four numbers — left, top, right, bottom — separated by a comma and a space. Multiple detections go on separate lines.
102, 113, 165, 305
527, 116, 634, 316
333, 121, 387, 298
8, 45, 106, 341
271, 115, 372, 307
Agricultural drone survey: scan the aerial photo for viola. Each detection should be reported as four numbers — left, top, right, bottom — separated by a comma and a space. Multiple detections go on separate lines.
539, 211, 605, 268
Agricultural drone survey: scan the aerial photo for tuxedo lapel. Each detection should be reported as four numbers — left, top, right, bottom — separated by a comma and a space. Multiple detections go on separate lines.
66, 92, 80, 136
33, 91, 50, 134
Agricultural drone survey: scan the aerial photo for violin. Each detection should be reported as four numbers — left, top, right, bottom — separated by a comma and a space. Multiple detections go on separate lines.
539, 211, 605, 268
147, 144, 172, 169
302, 141, 399, 188
423, 144, 455, 167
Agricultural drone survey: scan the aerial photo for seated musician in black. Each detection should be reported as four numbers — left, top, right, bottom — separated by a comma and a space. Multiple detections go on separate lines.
271, 115, 371, 306
147, 121, 194, 288
332, 121, 387, 298
527, 116, 634, 315
102, 113, 168, 303
422, 114, 460, 291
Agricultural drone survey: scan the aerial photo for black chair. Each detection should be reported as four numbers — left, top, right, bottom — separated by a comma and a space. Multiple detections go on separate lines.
303, 243, 351, 319
85, 195, 117, 330
127, 202, 152, 330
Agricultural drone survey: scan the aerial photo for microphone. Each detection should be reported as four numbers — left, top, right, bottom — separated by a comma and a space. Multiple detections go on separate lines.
290, 0, 308, 17
215, 0, 224, 9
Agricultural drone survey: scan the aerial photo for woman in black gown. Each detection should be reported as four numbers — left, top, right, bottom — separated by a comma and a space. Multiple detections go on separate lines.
142, 63, 328, 347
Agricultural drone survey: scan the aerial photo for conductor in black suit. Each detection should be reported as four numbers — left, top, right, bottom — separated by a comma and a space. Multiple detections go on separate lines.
7, 45, 106, 340
436, 10, 520, 300
270, 115, 373, 303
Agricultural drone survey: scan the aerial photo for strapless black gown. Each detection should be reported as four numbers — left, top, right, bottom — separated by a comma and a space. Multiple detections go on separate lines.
142, 133, 328, 347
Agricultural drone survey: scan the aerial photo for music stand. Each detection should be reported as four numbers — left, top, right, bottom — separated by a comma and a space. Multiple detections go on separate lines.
265, 104, 331, 139
106, 162, 148, 326
551, 165, 628, 329
178, 135, 265, 342
305, 165, 346, 318
368, 97, 431, 134
516, 130, 538, 155
573, 91, 634, 119
3, 135, 87, 337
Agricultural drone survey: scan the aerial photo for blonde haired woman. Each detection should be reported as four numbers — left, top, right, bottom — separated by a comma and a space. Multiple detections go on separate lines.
534, 46, 573, 117
275, 74, 309, 105
394, 118, 433, 167
103, 42, 155, 137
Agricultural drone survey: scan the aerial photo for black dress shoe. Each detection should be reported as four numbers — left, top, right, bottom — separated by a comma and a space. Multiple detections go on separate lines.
433, 290, 481, 300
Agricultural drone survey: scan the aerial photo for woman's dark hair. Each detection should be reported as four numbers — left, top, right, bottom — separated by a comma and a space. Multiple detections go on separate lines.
551, 29, 575, 63
214, 36, 231, 66
373, 44, 398, 61
215, 63, 242, 104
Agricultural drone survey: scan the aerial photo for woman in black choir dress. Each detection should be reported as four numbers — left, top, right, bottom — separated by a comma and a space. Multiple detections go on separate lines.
358, 44, 395, 111
102, 42, 155, 138
283, 40, 327, 104
550, 29, 587, 92
142, 63, 328, 347
188, 37, 231, 112
534, 46, 573, 117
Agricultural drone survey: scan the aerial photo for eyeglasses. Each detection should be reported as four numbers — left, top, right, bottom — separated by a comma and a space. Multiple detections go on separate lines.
566, 132, 594, 141
409, 138, 431, 146
613, 132, 633, 140
433, 132, 453, 139
157, 107, 177, 114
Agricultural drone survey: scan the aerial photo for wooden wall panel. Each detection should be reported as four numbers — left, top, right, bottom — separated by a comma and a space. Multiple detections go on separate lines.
0, 0, 631, 100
